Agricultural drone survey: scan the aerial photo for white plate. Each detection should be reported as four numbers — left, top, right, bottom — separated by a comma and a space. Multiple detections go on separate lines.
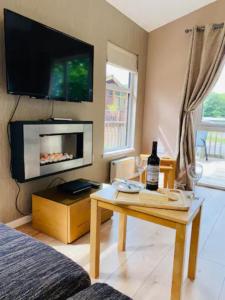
112, 180, 145, 193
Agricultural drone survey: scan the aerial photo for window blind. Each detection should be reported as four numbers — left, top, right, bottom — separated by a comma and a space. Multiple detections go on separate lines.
107, 42, 138, 72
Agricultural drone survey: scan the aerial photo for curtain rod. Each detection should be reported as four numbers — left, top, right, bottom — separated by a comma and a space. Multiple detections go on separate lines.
185, 23, 224, 33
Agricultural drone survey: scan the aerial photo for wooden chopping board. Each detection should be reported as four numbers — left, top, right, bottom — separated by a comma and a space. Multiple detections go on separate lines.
112, 190, 193, 211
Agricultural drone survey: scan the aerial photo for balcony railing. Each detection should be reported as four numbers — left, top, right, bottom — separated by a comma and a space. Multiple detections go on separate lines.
104, 121, 127, 151
197, 130, 225, 159
206, 131, 225, 158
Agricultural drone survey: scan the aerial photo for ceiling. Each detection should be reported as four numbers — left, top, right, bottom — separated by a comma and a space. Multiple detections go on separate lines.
106, 0, 216, 32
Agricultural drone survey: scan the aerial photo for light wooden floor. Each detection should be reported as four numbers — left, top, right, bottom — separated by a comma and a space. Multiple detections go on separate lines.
18, 187, 225, 300
198, 158, 225, 190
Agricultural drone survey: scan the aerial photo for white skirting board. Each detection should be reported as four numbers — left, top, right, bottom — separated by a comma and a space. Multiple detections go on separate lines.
6, 215, 32, 228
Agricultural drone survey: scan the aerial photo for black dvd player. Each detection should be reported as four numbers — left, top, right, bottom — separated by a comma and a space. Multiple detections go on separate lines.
58, 179, 93, 195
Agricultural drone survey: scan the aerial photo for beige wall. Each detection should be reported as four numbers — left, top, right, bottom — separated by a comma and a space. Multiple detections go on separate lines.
0, 0, 148, 223
142, 0, 225, 156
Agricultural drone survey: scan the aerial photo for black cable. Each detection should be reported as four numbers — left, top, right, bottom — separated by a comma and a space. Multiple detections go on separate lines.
44, 100, 55, 121
7, 95, 21, 146
9, 95, 21, 122
7, 96, 21, 172
6, 96, 27, 216
14, 180, 26, 216
50, 100, 54, 119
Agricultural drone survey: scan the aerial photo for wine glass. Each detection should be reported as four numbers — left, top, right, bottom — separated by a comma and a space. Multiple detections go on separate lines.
187, 163, 203, 196
135, 156, 147, 181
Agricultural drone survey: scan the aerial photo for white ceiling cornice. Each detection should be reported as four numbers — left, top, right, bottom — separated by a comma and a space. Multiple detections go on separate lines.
106, 0, 216, 32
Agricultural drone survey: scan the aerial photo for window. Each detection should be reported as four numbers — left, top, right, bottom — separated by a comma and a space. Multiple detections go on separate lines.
104, 43, 138, 154
200, 64, 225, 126
195, 63, 225, 160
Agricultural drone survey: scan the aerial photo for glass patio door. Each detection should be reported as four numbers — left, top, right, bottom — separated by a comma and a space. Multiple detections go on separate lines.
195, 64, 225, 189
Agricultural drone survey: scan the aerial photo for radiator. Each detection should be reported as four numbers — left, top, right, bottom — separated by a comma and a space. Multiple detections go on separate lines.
110, 156, 136, 183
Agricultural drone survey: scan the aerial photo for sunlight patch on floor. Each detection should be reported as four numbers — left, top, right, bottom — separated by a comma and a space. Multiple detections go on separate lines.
197, 157, 225, 189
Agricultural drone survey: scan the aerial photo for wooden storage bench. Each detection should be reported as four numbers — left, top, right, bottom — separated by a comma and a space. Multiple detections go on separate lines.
32, 185, 113, 244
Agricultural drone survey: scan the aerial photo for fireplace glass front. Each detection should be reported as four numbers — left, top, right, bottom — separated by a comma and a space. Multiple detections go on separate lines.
40, 133, 83, 166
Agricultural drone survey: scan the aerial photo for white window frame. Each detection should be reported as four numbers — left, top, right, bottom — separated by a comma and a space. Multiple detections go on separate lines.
104, 62, 138, 156
194, 100, 225, 162
195, 102, 225, 133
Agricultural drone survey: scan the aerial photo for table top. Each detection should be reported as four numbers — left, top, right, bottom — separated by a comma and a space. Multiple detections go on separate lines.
90, 186, 204, 225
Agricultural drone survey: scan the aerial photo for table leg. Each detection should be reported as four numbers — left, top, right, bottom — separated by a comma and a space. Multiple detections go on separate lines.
140, 170, 146, 184
188, 207, 202, 280
163, 170, 169, 188
168, 169, 175, 189
90, 199, 101, 278
118, 213, 127, 251
171, 223, 187, 300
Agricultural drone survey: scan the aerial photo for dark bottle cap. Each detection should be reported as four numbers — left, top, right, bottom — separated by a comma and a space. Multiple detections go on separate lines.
152, 141, 158, 154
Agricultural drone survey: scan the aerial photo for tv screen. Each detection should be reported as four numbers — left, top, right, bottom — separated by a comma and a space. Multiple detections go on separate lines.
4, 9, 94, 102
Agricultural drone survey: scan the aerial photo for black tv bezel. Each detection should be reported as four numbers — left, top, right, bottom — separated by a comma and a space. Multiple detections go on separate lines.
4, 8, 94, 102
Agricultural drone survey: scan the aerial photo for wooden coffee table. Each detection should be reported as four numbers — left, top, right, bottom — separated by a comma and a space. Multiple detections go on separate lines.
89, 186, 204, 300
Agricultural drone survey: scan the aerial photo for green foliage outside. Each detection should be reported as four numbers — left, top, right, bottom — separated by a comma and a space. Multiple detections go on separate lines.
203, 92, 225, 118
202, 92, 225, 154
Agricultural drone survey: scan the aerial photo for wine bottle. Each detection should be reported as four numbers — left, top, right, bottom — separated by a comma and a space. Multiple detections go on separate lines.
146, 141, 160, 190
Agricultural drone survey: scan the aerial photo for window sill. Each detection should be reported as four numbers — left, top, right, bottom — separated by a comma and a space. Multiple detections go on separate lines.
198, 122, 225, 131
103, 147, 135, 159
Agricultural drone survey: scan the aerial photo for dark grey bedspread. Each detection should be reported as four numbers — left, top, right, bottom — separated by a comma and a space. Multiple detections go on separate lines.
68, 283, 132, 300
0, 224, 91, 300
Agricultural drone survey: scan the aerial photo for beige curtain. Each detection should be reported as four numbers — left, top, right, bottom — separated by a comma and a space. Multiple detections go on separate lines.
177, 24, 225, 189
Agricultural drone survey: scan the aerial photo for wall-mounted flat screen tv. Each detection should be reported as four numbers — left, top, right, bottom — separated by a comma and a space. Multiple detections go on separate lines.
4, 9, 94, 102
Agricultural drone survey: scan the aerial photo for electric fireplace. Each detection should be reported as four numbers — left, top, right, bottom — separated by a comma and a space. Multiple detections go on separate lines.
10, 121, 93, 182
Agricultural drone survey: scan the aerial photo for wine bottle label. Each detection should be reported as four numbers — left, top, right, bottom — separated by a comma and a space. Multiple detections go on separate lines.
147, 165, 159, 184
